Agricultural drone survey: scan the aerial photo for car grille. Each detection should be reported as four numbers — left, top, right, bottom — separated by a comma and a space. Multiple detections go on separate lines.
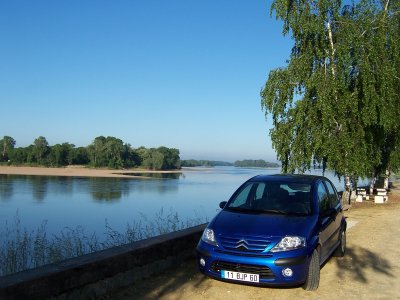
211, 260, 275, 279
218, 235, 271, 253
214, 249, 273, 257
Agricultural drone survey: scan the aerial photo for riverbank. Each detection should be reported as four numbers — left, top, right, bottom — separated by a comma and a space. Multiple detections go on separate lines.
107, 181, 400, 300
0, 166, 182, 179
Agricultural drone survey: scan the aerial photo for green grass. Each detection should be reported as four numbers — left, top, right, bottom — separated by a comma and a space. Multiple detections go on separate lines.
0, 209, 207, 276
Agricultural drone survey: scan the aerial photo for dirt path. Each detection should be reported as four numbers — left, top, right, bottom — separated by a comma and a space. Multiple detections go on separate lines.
108, 188, 400, 300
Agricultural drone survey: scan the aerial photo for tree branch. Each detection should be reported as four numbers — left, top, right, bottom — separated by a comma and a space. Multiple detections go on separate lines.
384, 0, 390, 12
327, 22, 336, 77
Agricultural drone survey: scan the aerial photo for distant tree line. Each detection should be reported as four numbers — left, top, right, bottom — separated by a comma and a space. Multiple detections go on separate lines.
234, 159, 280, 168
0, 135, 180, 170
180, 160, 233, 167
180, 159, 279, 168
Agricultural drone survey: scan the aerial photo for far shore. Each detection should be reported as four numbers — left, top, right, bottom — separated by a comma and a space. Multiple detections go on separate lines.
0, 165, 184, 179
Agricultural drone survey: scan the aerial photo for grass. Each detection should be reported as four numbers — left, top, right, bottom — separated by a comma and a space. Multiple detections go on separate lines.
0, 209, 207, 277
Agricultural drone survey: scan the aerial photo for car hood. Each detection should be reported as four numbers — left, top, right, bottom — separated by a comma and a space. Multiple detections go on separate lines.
210, 210, 317, 239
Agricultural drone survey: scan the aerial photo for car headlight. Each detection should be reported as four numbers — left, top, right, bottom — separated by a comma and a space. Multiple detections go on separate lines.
270, 236, 306, 252
201, 228, 218, 246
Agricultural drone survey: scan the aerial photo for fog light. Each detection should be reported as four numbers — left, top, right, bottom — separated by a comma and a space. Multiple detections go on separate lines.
199, 258, 206, 267
282, 268, 293, 277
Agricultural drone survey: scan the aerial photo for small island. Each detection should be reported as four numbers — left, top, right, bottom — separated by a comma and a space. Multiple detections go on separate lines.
180, 159, 279, 168
233, 159, 280, 168
1, 135, 280, 175
1, 135, 180, 171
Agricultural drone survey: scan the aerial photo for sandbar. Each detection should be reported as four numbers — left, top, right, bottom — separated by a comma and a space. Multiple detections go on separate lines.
0, 166, 182, 179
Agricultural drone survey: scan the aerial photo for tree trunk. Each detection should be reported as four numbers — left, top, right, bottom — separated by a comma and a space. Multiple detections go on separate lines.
369, 176, 376, 195
341, 175, 352, 205
327, 22, 336, 77
2, 140, 6, 159
384, 169, 390, 190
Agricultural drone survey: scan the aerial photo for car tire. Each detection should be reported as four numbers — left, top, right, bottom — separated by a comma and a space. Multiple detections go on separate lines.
333, 229, 346, 257
303, 249, 320, 291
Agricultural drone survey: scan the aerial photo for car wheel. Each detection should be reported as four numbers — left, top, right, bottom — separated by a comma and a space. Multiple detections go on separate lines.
303, 249, 320, 291
333, 229, 346, 257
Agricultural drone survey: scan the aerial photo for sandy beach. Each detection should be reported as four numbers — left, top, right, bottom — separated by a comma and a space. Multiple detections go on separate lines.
0, 165, 182, 179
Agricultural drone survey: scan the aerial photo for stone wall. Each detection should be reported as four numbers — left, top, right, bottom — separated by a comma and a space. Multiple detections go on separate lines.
0, 224, 206, 300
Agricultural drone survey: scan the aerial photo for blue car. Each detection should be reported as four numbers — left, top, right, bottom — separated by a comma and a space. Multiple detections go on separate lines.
196, 174, 346, 290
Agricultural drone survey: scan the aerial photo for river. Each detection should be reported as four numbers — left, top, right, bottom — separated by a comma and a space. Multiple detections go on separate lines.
0, 167, 368, 240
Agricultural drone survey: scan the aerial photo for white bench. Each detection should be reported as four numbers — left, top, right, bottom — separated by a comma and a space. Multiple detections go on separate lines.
375, 188, 388, 203
356, 188, 369, 202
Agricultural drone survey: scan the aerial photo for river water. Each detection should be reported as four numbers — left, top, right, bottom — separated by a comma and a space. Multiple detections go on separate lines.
0, 167, 368, 239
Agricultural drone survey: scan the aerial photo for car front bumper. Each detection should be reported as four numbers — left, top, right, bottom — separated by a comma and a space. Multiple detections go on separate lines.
196, 243, 312, 286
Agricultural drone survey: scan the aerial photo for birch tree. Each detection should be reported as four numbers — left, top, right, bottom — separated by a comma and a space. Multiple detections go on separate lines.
1, 136, 16, 161
261, 0, 400, 184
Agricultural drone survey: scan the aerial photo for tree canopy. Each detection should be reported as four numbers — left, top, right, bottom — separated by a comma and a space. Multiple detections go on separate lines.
180, 160, 233, 167
1, 135, 180, 171
261, 0, 400, 179
1, 136, 15, 161
234, 159, 280, 168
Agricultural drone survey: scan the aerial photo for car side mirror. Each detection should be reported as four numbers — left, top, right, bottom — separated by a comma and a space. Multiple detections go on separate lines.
219, 201, 227, 209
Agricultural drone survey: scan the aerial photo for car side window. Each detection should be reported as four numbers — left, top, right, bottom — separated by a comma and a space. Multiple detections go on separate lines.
229, 182, 267, 208
317, 182, 330, 214
230, 184, 252, 207
324, 180, 339, 207
255, 183, 266, 200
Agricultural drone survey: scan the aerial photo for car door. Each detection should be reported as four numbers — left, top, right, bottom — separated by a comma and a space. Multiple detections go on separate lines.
316, 180, 338, 262
324, 179, 343, 248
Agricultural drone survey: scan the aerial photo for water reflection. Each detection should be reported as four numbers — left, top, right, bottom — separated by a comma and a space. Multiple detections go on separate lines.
0, 175, 13, 201
120, 172, 183, 180
89, 178, 130, 202
0, 167, 373, 245
133, 179, 179, 194
0, 168, 369, 206
0, 169, 242, 241
0, 173, 182, 203
47, 176, 74, 195
29, 176, 48, 202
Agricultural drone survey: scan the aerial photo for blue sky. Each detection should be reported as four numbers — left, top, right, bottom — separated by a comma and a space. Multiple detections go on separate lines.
0, 1, 292, 162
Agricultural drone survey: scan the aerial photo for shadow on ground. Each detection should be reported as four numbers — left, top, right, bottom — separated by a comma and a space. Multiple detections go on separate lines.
334, 245, 394, 283
104, 258, 208, 300
105, 246, 395, 299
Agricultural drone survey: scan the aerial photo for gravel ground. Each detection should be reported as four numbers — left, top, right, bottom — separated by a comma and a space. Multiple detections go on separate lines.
107, 184, 400, 300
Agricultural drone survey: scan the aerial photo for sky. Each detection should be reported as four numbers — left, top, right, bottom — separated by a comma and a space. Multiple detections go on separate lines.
0, 0, 292, 163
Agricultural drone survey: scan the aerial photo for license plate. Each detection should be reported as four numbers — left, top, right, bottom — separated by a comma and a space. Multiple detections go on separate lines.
221, 270, 259, 283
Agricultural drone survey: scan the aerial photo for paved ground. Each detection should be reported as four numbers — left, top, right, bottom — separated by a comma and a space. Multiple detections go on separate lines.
107, 186, 400, 300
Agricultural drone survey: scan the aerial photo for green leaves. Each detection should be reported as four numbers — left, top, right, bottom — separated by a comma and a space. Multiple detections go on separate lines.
137, 146, 180, 170
261, 0, 400, 178
4, 135, 180, 171
33, 136, 49, 165
1, 136, 16, 161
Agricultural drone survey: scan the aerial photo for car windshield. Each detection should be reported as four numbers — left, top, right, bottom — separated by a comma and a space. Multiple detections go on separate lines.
226, 181, 312, 215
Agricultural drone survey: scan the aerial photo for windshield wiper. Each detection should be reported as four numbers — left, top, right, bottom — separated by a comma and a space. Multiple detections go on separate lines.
225, 207, 252, 213
226, 207, 292, 215
259, 209, 287, 214
286, 211, 310, 216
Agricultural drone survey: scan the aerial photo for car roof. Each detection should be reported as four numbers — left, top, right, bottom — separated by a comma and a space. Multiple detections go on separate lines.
248, 174, 327, 184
